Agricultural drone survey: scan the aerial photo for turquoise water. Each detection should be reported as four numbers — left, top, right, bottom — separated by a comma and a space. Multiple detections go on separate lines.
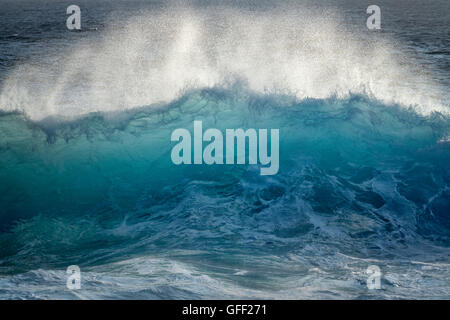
1, 90, 449, 298
0, 1, 449, 299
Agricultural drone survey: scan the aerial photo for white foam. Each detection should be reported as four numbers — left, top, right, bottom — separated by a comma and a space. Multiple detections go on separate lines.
0, 7, 448, 120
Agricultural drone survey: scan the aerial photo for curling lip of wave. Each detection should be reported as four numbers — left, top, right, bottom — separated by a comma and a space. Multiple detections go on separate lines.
0, 8, 449, 121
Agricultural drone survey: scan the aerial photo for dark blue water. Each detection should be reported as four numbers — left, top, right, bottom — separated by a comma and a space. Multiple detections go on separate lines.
0, 0, 449, 299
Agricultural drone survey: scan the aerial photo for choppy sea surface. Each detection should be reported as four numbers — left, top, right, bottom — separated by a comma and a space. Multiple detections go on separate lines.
0, 0, 449, 299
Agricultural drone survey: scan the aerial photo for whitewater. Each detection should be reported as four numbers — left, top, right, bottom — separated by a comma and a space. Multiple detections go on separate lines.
0, 0, 449, 299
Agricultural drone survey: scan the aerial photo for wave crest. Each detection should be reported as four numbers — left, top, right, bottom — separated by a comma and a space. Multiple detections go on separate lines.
0, 7, 448, 120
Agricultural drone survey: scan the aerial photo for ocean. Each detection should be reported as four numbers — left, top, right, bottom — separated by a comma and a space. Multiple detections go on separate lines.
0, 0, 449, 299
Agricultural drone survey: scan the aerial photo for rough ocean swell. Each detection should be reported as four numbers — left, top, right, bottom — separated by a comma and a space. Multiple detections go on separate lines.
0, 1, 449, 299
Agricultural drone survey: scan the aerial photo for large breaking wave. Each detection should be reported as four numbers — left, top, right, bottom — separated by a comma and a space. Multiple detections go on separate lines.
0, 88, 449, 298
0, 6, 449, 299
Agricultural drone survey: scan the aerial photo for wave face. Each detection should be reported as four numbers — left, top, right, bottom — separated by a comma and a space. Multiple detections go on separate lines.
0, 89, 449, 299
0, 2, 450, 299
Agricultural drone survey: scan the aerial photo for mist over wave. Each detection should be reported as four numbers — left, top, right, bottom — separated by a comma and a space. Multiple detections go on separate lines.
0, 2, 449, 299
0, 6, 448, 120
